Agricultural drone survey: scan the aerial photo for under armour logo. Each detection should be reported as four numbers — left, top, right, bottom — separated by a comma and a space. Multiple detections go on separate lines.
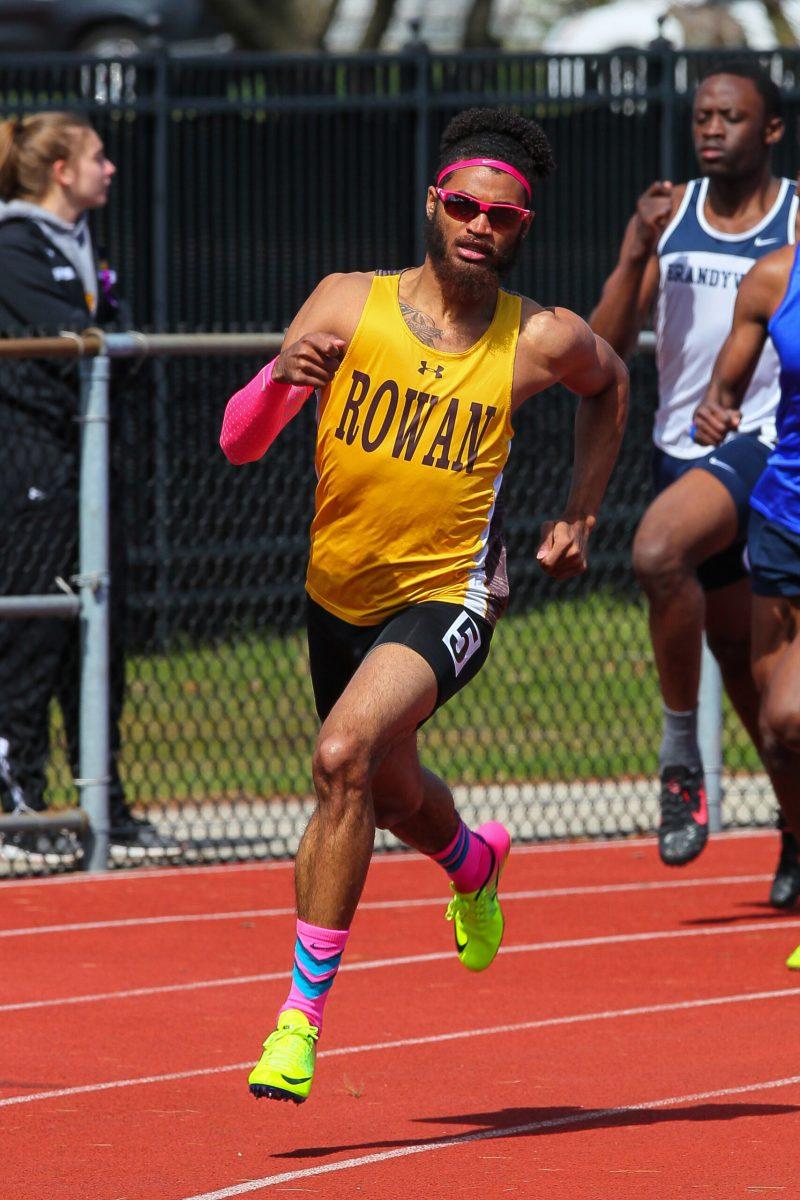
419, 361, 444, 379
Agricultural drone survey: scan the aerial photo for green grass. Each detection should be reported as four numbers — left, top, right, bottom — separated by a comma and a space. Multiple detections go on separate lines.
46, 591, 760, 807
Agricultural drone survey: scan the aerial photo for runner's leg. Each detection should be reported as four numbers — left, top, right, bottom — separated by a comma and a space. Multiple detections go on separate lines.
705, 578, 761, 746
295, 641, 437, 930
633, 467, 739, 714
752, 594, 800, 841
634, 468, 738, 863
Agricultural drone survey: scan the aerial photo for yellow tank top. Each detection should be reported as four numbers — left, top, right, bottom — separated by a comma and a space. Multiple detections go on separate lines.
306, 271, 521, 626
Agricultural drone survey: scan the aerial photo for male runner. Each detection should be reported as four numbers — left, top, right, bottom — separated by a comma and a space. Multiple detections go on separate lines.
220, 106, 628, 1104
693, 240, 800, 961
590, 60, 799, 895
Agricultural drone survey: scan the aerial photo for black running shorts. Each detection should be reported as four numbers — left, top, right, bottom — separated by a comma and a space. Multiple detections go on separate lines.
306, 595, 494, 722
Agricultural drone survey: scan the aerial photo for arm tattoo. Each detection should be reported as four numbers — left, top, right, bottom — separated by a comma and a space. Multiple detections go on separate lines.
399, 301, 444, 348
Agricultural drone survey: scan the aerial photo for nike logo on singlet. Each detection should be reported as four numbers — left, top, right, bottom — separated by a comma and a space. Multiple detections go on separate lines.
754, 237, 779, 247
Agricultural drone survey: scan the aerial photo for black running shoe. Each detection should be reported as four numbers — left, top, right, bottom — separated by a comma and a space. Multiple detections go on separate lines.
769, 816, 800, 909
109, 815, 183, 863
2, 828, 81, 869
658, 764, 708, 866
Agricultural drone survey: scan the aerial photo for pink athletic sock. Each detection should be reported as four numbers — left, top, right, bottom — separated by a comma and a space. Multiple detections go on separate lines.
431, 817, 494, 893
279, 919, 349, 1033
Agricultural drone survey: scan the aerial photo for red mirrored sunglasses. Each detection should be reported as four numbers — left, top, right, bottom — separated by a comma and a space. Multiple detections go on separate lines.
435, 187, 532, 232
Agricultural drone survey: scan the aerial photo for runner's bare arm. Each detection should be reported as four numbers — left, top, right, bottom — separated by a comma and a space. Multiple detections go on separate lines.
276, 272, 374, 386
588, 182, 685, 360
514, 307, 629, 579
692, 248, 791, 446
220, 273, 373, 463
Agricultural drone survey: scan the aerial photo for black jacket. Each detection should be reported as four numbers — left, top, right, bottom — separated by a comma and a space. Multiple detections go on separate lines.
0, 216, 128, 448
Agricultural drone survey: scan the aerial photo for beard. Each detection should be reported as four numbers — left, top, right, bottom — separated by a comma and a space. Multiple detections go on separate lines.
424, 208, 524, 302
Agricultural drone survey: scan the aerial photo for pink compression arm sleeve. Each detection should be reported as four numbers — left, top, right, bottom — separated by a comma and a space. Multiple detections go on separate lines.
219, 357, 313, 464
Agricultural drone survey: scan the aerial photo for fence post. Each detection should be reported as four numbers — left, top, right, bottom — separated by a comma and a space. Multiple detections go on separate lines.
152, 48, 171, 649
653, 25, 675, 182
77, 353, 111, 872
698, 635, 723, 833
407, 21, 430, 263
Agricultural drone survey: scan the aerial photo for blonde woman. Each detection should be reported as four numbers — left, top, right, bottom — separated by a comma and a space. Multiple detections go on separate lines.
0, 112, 178, 867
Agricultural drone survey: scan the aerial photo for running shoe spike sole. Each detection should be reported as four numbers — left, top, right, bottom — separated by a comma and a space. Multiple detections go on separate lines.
249, 1083, 307, 1104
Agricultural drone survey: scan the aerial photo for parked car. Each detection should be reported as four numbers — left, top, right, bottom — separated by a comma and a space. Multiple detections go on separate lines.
0, 0, 225, 55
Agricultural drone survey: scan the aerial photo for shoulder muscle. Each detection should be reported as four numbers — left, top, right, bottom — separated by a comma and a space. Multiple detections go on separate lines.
283, 271, 375, 347
513, 303, 606, 403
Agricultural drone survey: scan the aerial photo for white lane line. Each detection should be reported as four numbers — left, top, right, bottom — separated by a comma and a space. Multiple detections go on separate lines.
0, 873, 773, 939
0, 861, 293, 888
0, 827, 778, 889
3, 984, 800, 1110
2, 916, 799, 1014
179, 1072, 800, 1200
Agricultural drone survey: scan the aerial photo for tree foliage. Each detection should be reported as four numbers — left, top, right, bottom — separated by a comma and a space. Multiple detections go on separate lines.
208, 0, 797, 51
206, 0, 341, 51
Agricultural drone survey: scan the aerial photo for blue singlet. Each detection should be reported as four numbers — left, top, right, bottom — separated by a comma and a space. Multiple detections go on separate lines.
751, 244, 800, 534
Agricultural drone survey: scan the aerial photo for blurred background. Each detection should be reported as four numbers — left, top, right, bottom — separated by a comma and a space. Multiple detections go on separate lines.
5, 0, 800, 55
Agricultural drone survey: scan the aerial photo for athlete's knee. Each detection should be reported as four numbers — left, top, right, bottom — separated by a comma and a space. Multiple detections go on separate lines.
632, 520, 688, 595
312, 729, 370, 808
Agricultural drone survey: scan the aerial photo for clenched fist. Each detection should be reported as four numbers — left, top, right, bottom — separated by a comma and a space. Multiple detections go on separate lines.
274, 333, 346, 389
536, 516, 596, 580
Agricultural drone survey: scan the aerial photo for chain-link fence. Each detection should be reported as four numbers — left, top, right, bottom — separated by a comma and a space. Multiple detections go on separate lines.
0, 334, 775, 877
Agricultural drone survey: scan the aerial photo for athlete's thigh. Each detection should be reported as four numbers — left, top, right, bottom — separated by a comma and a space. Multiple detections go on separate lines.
638, 466, 739, 564
320, 600, 493, 763
306, 596, 380, 722
751, 594, 796, 695
321, 641, 437, 763
373, 601, 493, 713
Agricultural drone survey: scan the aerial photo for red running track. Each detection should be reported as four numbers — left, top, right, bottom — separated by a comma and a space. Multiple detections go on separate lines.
2, 832, 800, 1200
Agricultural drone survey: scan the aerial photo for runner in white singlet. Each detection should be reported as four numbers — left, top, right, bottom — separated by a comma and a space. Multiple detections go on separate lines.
590, 59, 800, 902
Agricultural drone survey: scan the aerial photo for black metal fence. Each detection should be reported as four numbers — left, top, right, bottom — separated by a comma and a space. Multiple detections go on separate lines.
0, 46, 792, 873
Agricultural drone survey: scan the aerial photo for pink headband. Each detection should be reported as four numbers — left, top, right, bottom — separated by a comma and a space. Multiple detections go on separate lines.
436, 157, 532, 202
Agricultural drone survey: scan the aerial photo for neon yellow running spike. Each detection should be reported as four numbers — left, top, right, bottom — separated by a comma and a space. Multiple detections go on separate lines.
445, 824, 510, 972
248, 1009, 319, 1104
786, 945, 800, 970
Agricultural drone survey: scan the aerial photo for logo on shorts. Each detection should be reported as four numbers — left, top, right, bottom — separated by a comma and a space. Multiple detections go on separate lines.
442, 611, 482, 676
419, 360, 444, 379
708, 456, 738, 478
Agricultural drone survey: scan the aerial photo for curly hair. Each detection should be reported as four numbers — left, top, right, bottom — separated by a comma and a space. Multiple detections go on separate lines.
437, 106, 556, 190
700, 58, 783, 121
